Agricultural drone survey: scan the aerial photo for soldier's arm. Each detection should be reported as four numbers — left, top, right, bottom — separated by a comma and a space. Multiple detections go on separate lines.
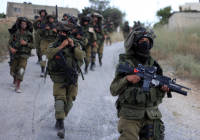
46, 45, 61, 60
47, 39, 69, 60
110, 73, 129, 96
74, 44, 85, 62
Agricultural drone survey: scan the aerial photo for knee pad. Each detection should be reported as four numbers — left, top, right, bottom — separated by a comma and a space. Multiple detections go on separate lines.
55, 100, 65, 112
42, 55, 46, 61
19, 68, 25, 76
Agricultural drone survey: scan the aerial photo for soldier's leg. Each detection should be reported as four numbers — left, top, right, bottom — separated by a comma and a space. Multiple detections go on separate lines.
84, 46, 91, 74
34, 33, 42, 63
118, 117, 143, 140
64, 83, 78, 117
98, 43, 104, 66
40, 40, 51, 77
53, 83, 67, 138
90, 45, 98, 71
15, 58, 27, 93
139, 119, 165, 140
10, 58, 18, 85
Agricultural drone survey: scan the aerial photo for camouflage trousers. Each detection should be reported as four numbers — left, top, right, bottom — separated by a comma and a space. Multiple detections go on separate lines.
123, 32, 129, 40
118, 117, 165, 140
40, 39, 54, 68
91, 45, 98, 63
97, 43, 104, 60
84, 45, 91, 66
34, 32, 42, 60
10, 57, 27, 81
53, 82, 78, 119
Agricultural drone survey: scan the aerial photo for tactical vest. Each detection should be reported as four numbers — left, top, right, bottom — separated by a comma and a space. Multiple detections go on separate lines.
47, 41, 78, 83
40, 23, 57, 40
116, 54, 165, 120
12, 30, 32, 58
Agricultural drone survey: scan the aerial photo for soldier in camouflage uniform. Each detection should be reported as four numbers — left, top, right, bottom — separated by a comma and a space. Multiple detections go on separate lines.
92, 13, 105, 66
8, 17, 33, 93
33, 9, 48, 64
39, 15, 57, 77
80, 16, 97, 73
110, 26, 169, 140
122, 21, 130, 40
47, 24, 85, 138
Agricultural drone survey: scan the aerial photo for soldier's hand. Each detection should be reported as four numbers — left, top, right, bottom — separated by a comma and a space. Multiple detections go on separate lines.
161, 85, 170, 92
52, 28, 57, 33
37, 17, 42, 21
126, 75, 141, 84
59, 39, 69, 49
10, 48, 17, 54
20, 40, 27, 45
45, 26, 50, 30
68, 38, 74, 47
93, 41, 97, 47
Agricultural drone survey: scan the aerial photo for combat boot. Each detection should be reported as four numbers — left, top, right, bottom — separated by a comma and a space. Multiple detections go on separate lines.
40, 66, 45, 77
84, 65, 88, 74
90, 62, 95, 71
56, 119, 65, 139
99, 57, 102, 66
15, 79, 22, 93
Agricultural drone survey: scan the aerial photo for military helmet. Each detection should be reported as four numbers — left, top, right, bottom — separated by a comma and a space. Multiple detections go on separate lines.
39, 9, 47, 16
8, 17, 33, 34
63, 13, 70, 18
57, 22, 72, 35
124, 26, 156, 50
133, 26, 155, 48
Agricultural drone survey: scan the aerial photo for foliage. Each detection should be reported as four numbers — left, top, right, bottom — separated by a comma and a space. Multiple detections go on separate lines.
154, 6, 172, 27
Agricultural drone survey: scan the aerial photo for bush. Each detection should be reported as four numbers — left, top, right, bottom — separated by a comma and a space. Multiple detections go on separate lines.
152, 25, 200, 82
0, 23, 10, 61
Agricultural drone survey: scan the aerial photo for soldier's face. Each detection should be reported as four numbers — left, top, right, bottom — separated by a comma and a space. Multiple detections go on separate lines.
41, 12, 46, 17
60, 31, 67, 36
49, 17, 54, 23
21, 21, 27, 30
84, 21, 88, 25
63, 16, 68, 20
76, 34, 81, 39
138, 38, 150, 44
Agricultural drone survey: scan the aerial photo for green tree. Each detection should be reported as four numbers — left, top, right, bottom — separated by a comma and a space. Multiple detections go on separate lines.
89, 0, 110, 12
0, 13, 6, 18
103, 7, 125, 30
156, 6, 172, 26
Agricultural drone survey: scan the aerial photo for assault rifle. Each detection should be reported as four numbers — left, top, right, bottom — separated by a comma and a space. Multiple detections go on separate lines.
117, 63, 191, 97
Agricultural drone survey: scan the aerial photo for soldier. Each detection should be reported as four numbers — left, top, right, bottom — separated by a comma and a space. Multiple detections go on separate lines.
33, 9, 48, 64
8, 17, 33, 93
122, 21, 130, 40
62, 13, 70, 21
80, 16, 97, 73
110, 26, 169, 140
92, 13, 105, 66
46, 24, 85, 138
104, 18, 114, 46
39, 15, 57, 77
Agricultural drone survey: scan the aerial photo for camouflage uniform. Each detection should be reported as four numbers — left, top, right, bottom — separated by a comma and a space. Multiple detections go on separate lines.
47, 25, 85, 138
33, 10, 47, 63
80, 16, 97, 73
93, 17, 105, 66
110, 27, 165, 140
8, 18, 33, 92
38, 15, 57, 77
122, 21, 130, 40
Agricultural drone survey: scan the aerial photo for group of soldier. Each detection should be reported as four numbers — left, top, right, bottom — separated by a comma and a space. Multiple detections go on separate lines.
8, 9, 113, 138
7, 8, 172, 140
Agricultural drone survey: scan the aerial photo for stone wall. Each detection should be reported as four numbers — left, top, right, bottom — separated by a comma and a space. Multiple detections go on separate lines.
6, 2, 79, 20
168, 12, 200, 29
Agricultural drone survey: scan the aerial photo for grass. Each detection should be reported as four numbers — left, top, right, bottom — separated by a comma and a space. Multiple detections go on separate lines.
0, 22, 11, 61
152, 25, 200, 82
110, 31, 124, 43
